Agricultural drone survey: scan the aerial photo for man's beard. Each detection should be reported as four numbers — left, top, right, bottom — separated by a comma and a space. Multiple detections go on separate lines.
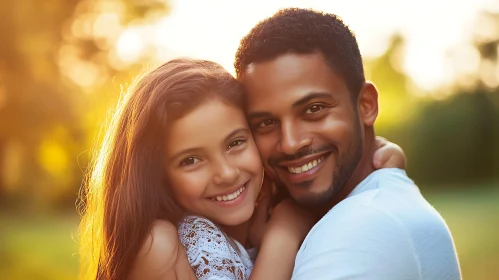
273, 121, 364, 207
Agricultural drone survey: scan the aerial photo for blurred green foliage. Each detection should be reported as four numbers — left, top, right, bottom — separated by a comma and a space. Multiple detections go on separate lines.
0, 0, 170, 210
403, 90, 498, 185
364, 34, 499, 186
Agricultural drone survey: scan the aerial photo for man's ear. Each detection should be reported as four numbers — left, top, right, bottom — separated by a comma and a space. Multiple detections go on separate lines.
357, 82, 379, 126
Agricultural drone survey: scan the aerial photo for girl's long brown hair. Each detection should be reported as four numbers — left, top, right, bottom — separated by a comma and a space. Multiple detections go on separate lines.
78, 58, 245, 280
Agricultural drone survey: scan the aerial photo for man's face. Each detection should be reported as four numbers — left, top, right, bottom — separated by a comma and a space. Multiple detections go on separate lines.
242, 53, 364, 206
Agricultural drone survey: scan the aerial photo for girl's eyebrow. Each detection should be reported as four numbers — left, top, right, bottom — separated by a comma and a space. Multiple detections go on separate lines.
170, 147, 202, 161
224, 128, 250, 143
170, 128, 249, 160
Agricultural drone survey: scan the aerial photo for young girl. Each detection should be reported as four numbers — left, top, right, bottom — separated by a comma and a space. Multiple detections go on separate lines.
78, 58, 405, 280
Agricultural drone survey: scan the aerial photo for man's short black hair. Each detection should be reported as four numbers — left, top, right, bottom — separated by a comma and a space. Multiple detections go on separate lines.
234, 8, 365, 97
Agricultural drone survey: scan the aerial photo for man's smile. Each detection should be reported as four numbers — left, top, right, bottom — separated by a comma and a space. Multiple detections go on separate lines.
275, 152, 332, 184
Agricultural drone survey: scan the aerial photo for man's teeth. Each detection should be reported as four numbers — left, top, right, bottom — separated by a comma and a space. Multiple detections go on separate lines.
212, 185, 246, 202
288, 157, 323, 174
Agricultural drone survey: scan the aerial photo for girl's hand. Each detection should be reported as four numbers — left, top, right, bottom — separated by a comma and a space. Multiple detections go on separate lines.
373, 136, 407, 169
248, 176, 273, 248
264, 199, 316, 245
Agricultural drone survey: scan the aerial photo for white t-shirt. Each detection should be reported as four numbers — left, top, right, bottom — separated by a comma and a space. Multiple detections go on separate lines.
292, 168, 461, 280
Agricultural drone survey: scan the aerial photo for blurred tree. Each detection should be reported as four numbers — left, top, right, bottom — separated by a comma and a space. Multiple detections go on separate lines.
406, 90, 498, 185
471, 11, 499, 182
0, 0, 81, 209
473, 12, 499, 90
365, 35, 416, 129
364, 35, 423, 166
0, 0, 170, 210
380, 11, 499, 187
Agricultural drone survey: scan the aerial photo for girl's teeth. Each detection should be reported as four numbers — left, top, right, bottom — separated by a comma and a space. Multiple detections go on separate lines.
212, 186, 246, 202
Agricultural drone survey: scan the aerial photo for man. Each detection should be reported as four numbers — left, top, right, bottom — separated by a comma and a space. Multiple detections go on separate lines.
235, 8, 461, 280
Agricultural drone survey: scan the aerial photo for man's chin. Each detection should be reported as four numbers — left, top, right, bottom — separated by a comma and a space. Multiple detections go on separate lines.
289, 185, 336, 207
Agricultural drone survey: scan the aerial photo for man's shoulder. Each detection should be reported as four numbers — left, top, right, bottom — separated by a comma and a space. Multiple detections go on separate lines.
318, 174, 449, 238
297, 170, 460, 279
294, 203, 461, 280
294, 189, 460, 277
310, 194, 413, 243
295, 200, 423, 279
326, 168, 444, 229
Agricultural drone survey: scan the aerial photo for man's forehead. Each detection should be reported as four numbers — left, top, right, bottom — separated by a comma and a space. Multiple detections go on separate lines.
249, 52, 324, 67
243, 53, 331, 84
245, 63, 255, 75
241, 53, 344, 110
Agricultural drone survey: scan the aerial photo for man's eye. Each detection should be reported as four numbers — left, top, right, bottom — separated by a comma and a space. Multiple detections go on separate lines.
179, 157, 200, 167
227, 139, 246, 150
258, 119, 276, 128
305, 105, 324, 114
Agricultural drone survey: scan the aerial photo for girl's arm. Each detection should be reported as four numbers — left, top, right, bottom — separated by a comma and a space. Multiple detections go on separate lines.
249, 199, 316, 280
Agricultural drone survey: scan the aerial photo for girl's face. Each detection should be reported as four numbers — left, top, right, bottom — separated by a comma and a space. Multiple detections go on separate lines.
165, 97, 263, 226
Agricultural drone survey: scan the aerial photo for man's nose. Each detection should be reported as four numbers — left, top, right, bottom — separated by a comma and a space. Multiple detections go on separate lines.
278, 120, 312, 155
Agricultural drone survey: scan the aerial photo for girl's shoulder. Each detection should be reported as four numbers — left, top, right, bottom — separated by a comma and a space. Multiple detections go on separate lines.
179, 215, 219, 232
178, 215, 253, 280
129, 220, 186, 279
178, 215, 229, 254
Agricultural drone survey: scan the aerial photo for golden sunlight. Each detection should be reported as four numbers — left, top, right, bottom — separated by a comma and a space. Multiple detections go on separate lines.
113, 0, 499, 92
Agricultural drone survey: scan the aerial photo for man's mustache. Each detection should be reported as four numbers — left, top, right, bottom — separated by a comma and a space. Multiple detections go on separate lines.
268, 144, 338, 166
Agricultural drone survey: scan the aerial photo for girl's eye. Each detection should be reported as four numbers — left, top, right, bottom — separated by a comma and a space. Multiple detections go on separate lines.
258, 119, 276, 128
227, 139, 246, 150
305, 105, 324, 114
179, 157, 200, 167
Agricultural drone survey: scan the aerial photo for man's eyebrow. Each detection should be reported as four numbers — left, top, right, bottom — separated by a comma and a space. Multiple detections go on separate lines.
247, 111, 273, 120
292, 92, 333, 109
247, 92, 332, 120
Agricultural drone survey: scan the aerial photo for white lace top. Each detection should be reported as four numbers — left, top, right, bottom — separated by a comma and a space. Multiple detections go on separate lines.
178, 215, 254, 280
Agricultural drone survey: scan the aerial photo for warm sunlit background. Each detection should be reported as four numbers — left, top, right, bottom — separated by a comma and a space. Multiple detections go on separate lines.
1, 0, 498, 279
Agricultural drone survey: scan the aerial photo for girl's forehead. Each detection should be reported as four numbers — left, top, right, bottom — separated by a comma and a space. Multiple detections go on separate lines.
165, 99, 248, 153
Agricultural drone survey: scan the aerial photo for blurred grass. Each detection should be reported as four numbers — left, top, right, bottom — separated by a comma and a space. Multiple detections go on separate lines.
423, 183, 499, 280
0, 212, 79, 280
0, 184, 498, 280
